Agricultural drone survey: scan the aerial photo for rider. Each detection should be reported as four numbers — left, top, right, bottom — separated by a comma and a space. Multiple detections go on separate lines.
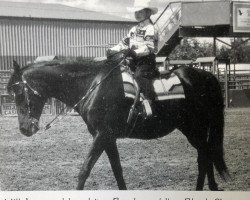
108, 7, 159, 117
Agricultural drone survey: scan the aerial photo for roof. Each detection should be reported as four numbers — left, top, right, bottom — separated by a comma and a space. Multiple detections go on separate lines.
34, 56, 58, 63
0, 1, 135, 23
169, 60, 193, 65
181, 1, 230, 26
156, 57, 167, 63
195, 57, 217, 63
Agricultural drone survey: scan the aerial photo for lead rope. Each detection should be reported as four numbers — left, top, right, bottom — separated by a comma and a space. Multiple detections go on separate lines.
44, 58, 125, 131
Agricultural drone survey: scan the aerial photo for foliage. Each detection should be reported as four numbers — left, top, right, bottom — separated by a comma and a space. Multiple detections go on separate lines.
169, 38, 217, 60
218, 46, 230, 60
169, 37, 250, 63
229, 38, 250, 63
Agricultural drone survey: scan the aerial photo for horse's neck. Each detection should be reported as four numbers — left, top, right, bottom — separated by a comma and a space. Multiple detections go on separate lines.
53, 69, 101, 107
26, 65, 100, 107
54, 59, 122, 107
25, 59, 122, 107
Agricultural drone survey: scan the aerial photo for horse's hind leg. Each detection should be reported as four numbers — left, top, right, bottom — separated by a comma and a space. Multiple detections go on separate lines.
105, 141, 127, 190
196, 148, 209, 190
207, 161, 219, 190
77, 131, 107, 190
198, 151, 219, 191
179, 123, 209, 190
181, 122, 221, 191
192, 136, 219, 190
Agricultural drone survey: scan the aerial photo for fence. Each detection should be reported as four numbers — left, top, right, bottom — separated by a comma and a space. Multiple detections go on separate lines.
0, 71, 11, 95
1, 65, 250, 116
218, 69, 250, 108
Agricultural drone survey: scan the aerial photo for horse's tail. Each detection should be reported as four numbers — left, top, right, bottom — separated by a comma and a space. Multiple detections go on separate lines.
206, 74, 230, 180
208, 105, 229, 180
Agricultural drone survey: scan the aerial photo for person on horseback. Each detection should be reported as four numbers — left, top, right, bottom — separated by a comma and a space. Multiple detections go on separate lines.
108, 7, 159, 117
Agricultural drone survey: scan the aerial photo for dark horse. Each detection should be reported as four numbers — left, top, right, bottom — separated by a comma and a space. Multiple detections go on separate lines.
7, 51, 229, 190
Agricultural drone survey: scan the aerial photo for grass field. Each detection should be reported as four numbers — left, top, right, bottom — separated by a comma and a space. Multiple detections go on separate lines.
0, 108, 249, 191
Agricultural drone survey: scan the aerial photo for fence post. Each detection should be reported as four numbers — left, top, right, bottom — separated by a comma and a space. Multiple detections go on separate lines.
0, 94, 2, 115
51, 98, 55, 115
224, 69, 229, 108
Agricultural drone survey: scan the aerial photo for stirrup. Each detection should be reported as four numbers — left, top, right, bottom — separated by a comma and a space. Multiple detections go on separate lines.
142, 99, 153, 117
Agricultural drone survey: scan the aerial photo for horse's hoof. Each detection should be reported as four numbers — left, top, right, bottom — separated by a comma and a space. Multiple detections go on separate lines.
209, 183, 220, 191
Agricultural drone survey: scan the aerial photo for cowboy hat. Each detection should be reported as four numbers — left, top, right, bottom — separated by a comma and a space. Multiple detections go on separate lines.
135, 7, 158, 15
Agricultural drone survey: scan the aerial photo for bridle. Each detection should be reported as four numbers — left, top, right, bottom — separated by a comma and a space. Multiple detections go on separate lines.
11, 75, 42, 117
10, 75, 42, 132
10, 51, 129, 132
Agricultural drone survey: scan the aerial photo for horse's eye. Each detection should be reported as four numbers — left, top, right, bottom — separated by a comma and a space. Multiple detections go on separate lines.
12, 84, 24, 95
10, 93, 15, 102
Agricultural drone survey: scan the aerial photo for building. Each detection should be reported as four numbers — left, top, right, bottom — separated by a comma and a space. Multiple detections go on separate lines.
0, 1, 136, 94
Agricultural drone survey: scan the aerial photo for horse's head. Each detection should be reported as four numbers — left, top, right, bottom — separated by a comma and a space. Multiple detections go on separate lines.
7, 61, 46, 136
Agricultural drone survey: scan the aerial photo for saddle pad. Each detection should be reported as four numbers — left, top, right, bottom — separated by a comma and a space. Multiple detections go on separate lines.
122, 72, 185, 101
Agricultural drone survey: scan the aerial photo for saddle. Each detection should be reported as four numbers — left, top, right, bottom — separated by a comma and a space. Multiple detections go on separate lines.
122, 67, 186, 134
122, 70, 185, 101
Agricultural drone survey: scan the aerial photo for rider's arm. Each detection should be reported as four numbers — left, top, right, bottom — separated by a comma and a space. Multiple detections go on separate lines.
122, 26, 136, 46
109, 26, 136, 52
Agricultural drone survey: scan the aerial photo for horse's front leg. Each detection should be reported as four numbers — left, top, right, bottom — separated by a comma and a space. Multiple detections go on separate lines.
77, 131, 107, 190
105, 141, 127, 190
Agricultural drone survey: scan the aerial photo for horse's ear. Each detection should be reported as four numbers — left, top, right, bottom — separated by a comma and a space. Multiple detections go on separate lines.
13, 60, 21, 74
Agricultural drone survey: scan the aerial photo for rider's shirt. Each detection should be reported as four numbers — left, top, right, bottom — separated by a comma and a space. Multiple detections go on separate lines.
109, 19, 158, 57
125, 19, 158, 57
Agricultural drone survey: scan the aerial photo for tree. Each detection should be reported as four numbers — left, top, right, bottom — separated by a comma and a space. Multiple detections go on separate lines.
169, 38, 250, 63
216, 38, 250, 63
169, 38, 218, 60
169, 38, 201, 60
243, 45, 250, 63
169, 37, 250, 63
218, 46, 230, 60
229, 38, 250, 63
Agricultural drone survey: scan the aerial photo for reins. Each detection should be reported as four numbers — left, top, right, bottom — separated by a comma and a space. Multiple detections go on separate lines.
44, 57, 125, 131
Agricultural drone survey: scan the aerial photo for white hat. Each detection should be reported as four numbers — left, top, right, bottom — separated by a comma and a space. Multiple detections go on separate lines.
135, 7, 158, 15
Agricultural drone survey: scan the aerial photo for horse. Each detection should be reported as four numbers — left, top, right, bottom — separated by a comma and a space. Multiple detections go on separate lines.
7, 50, 229, 190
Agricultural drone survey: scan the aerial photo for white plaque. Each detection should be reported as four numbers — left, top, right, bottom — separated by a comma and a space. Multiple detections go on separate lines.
233, 2, 250, 32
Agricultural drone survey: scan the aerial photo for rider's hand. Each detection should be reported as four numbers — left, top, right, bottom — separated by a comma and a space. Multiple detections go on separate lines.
130, 44, 138, 50
106, 49, 113, 58
127, 49, 137, 59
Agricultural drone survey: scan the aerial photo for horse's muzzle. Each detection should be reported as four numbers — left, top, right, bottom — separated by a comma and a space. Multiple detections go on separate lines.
20, 118, 39, 137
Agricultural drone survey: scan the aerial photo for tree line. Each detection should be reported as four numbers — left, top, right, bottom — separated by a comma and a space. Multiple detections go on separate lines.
169, 38, 250, 63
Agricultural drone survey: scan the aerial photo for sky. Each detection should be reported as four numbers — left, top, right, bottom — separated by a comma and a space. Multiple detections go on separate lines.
0, 0, 170, 19
1, 0, 249, 20
2, 0, 248, 46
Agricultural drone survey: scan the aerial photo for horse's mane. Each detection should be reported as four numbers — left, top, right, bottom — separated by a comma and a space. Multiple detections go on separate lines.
21, 56, 121, 74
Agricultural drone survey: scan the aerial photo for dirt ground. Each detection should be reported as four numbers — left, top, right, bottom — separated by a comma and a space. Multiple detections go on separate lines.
0, 108, 249, 191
